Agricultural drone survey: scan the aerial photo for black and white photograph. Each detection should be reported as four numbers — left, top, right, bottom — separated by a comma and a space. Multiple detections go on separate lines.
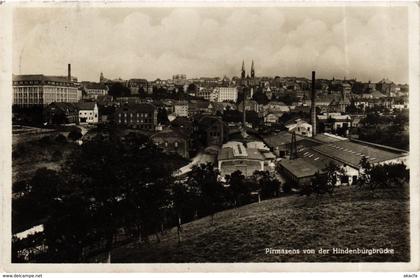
1, 1, 419, 273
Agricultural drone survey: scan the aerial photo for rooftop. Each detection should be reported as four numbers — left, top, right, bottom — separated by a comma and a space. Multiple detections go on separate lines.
77, 102, 97, 110
313, 133, 349, 143
262, 131, 305, 148
312, 140, 407, 168
118, 103, 156, 112
279, 158, 321, 178
13, 74, 77, 84
218, 141, 265, 161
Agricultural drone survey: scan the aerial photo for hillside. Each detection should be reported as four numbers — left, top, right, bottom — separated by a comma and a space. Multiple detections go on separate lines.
111, 186, 409, 262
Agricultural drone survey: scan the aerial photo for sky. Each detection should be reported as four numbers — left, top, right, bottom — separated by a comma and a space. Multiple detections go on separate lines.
12, 6, 409, 83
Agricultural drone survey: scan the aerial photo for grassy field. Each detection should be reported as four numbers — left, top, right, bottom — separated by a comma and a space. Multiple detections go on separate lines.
111, 186, 410, 262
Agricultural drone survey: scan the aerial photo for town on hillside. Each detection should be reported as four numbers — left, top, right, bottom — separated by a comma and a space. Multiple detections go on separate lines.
12, 61, 410, 263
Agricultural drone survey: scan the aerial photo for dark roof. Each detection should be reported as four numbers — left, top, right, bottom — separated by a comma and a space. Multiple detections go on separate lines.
279, 158, 321, 178
218, 146, 265, 161
47, 102, 78, 113
312, 140, 407, 168
77, 102, 97, 110
171, 116, 192, 126
13, 74, 77, 85
117, 103, 156, 112
151, 129, 187, 141
262, 131, 305, 148
198, 115, 224, 127
298, 148, 339, 170
313, 133, 348, 143
189, 100, 210, 109
85, 82, 108, 90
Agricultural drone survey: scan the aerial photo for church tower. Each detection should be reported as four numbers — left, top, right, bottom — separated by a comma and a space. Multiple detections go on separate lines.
250, 60, 255, 78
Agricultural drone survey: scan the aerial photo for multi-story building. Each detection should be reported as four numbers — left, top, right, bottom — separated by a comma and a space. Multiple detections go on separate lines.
127, 78, 149, 95
151, 129, 189, 159
196, 87, 216, 101
44, 102, 79, 125
172, 74, 187, 86
114, 103, 158, 131
197, 115, 227, 146
285, 119, 313, 137
173, 101, 189, 117
13, 65, 80, 107
77, 102, 99, 124
237, 99, 260, 113
213, 87, 238, 102
81, 82, 108, 100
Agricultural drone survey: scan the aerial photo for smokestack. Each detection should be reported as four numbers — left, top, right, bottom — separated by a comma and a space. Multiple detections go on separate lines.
311, 71, 317, 137
67, 64, 71, 82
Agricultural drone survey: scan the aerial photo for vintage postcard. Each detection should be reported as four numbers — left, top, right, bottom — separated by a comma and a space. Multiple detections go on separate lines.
0, 0, 419, 273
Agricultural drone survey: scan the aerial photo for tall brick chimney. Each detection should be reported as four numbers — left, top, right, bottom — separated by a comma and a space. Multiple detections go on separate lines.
67, 64, 71, 82
311, 71, 317, 137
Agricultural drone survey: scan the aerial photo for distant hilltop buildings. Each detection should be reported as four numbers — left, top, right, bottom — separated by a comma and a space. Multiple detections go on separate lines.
12, 61, 409, 109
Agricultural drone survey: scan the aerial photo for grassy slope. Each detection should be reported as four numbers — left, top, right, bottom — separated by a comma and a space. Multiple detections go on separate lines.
12, 139, 76, 183
111, 187, 409, 262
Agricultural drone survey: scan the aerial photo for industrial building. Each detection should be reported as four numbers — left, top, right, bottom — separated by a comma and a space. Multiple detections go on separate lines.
13, 64, 81, 107
218, 141, 267, 177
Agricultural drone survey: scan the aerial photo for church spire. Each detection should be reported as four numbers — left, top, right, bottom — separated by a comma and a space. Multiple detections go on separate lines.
241, 60, 246, 79
251, 60, 255, 78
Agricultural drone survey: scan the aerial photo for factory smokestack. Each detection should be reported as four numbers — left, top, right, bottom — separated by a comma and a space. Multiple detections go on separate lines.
311, 71, 317, 137
67, 64, 71, 82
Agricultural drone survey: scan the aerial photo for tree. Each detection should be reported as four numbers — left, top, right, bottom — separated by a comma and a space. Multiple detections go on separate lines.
29, 168, 63, 210
68, 127, 82, 141
55, 134, 67, 144
44, 196, 93, 262
171, 181, 195, 243
324, 162, 343, 191
252, 170, 281, 199
310, 171, 328, 195
108, 82, 131, 98
157, 108, 169, 125
225, 170, 248, 207
187, 83, 197, 95
357, 156, 372, 189
186, 163, 226, 224
282, 181, 293, 194
59, 132, 175, 261
252, 90, 269, 105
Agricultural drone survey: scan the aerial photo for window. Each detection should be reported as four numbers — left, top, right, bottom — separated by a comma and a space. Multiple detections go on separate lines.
174, 141, 178, 148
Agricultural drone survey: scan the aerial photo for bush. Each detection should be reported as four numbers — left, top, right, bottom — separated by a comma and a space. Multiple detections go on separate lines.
55, 134, 67, 144
68, 129, 82, 141
282, 182, 292, 194
13, 145, 27, 159
38, 136, 52, 145
51, 150, 63, 161
356, 158, 409, 190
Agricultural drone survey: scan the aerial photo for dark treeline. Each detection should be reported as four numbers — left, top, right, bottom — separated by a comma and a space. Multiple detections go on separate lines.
12, 129, 282, 263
